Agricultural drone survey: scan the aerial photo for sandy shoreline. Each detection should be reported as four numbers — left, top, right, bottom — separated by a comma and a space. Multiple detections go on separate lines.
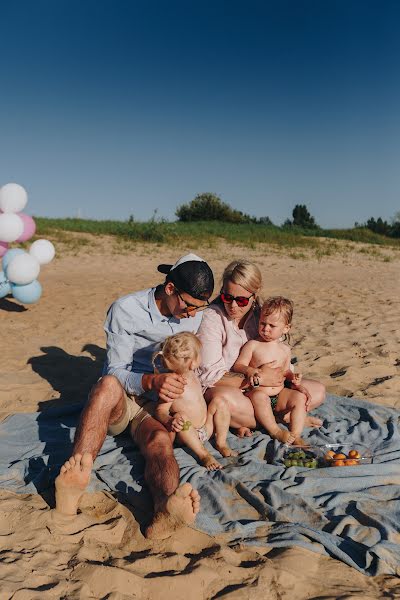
0, 237, 399, 598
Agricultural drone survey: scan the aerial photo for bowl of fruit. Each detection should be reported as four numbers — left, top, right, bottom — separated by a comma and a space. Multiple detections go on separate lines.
276, 443, 372, 469
319, 443, 372, 467
279, 446, 319, 469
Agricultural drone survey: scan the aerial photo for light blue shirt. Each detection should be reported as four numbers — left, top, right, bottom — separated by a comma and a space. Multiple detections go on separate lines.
103, 286, 203, 396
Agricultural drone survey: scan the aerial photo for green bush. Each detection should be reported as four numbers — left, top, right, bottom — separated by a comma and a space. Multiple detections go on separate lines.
176, 192, 253, 223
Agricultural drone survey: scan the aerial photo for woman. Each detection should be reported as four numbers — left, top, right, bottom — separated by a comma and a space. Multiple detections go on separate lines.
197, 260, 325, 437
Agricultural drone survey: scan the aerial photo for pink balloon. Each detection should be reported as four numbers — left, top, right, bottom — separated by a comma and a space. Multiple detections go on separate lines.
16, 213, 36, 242
0, 241, 9, 257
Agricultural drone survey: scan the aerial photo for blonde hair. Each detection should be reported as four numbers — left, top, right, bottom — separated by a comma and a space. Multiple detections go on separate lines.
261, 296, 294, 343
153, 332, 202, 375
222, 260, 262, 306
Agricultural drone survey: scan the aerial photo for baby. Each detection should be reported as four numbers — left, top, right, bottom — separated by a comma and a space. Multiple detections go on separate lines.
153, 332, 237, 470
233, 296, 313, 445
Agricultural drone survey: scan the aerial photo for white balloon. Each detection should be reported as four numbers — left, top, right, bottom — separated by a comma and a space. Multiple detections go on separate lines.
29, 239, 55, 265
0, 213, 24, 242
0, 183, 28, 213
7, 253, 40, 285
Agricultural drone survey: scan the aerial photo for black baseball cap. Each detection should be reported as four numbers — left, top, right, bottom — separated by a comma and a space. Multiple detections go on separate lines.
158, 253, 214, 301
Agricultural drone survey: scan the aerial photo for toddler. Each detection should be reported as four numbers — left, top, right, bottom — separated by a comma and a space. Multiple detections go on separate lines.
154, 332, 237, 470
233, 296, 314, 445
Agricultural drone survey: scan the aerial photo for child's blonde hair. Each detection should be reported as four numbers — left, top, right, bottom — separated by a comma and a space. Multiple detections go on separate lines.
261, 296, 294, 342
153, 332, 202, 374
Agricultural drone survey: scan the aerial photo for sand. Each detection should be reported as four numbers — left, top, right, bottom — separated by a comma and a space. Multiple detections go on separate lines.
0, 235, 399, 599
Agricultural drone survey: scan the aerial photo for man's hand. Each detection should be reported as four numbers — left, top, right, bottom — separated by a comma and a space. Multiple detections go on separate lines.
151, 372, 187, 403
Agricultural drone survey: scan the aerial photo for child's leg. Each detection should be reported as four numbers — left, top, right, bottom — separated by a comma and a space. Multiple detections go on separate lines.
176, 424, 223, 471
247, 388, 294, 444
206, 397, 238, 458
275, 389, 307, 445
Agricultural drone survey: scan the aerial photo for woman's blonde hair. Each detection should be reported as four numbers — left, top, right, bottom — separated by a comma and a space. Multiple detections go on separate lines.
221, 260, 262, 306
153, 332, 202, 375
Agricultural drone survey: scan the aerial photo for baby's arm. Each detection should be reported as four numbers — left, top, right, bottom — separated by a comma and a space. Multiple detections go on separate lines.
282, 351, 311, 410
233, 342, 261, 386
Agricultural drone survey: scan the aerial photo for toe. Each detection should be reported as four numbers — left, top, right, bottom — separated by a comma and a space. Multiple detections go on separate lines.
176, 482, 192, 498
74, 453, 82, 467
69, 456, 76, 467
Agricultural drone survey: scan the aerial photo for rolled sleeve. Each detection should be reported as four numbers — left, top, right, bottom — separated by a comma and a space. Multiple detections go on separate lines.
197, 308, 228, 389
104, 303, 145, 396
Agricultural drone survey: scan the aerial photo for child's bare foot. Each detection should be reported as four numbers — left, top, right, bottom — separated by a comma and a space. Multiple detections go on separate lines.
146, 483, 200, 540
292, 436, 307, 446
235, 427, 253, 438
216, 444, 238, 458
201, 452, 223, 470
270, 427, 296, 445
55, 453, 93, 516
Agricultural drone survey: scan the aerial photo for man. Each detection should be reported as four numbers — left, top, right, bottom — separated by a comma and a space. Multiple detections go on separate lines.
55, 253, 214, 539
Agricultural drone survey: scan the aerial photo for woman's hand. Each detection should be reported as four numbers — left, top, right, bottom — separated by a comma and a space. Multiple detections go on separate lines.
256, 363, 285, 388
291, 383, 312, 411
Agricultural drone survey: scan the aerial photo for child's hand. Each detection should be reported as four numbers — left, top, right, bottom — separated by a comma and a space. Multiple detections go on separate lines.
246, 367, 261, 387
292, 373, 303, 386
170, 413, 185, 432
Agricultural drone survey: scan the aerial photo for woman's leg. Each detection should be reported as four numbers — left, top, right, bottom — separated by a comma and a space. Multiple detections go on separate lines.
205, 386, 257, 437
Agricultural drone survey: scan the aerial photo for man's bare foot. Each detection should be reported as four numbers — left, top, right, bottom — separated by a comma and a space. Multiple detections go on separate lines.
145, 483, 200, 540
235, 427, 253, 438
201, 452, 223, 470
215, 444, 238, 458
55, 453, 93, 516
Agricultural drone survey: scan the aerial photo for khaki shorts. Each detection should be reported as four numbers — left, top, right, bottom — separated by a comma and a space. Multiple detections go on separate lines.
107, 389, 156, 440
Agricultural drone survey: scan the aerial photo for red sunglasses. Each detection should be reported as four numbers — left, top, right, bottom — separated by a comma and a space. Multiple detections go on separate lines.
220, 291, 255, 307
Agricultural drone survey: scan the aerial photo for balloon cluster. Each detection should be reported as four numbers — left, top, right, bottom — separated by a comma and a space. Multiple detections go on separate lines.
0, 183, 55, 304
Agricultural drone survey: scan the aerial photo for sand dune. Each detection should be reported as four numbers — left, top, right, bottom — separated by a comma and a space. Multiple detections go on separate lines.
0, 237, 399, 598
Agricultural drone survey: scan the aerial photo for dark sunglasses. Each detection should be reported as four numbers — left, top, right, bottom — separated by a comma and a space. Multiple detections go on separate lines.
176, 290, 209, 313
220, 291, 255, 307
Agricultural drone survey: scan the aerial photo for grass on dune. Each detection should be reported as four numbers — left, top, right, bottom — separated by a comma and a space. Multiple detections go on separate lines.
34, 217, 400, 252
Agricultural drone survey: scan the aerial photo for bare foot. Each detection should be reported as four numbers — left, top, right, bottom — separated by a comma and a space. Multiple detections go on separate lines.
270, 427, 295, 445
282, 414, 323, 428
55, 453, 93, 516
235, 427, 253, 438
201, 452, 223, 470
216, 444, 238, 458
145, 483, 200, 540
305, 416, 323, 427
292, 436, 307, 446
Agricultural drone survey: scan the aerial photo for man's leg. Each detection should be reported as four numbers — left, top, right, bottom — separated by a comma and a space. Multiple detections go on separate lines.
134, 416, 200, 539
55, 375, 126, 515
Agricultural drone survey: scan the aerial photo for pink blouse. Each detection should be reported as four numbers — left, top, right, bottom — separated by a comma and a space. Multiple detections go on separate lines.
197, 302, 260, 391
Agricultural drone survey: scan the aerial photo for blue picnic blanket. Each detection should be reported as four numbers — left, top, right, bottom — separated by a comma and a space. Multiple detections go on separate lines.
0, 394, 399, 576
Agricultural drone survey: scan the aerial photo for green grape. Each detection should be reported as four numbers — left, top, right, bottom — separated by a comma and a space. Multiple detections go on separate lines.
284, 459, 292, 467
182, 420, 192, 431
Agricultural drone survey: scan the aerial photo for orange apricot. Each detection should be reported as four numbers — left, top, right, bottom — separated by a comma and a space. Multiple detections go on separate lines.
331, 459, 345, 467
333, 453, 346, 460
348, 450, 361, 459
344, 459, 358, 466
324, 453, 334, 461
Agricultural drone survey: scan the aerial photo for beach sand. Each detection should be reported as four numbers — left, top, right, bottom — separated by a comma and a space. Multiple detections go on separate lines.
1, 236, 399, 599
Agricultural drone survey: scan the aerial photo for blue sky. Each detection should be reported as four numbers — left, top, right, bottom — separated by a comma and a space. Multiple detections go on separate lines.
0, 0, 399, 227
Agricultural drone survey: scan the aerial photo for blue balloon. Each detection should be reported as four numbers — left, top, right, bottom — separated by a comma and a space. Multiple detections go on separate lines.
2, 248, 26, 274
11, 279, 42, 304
0, 270, 12, 298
